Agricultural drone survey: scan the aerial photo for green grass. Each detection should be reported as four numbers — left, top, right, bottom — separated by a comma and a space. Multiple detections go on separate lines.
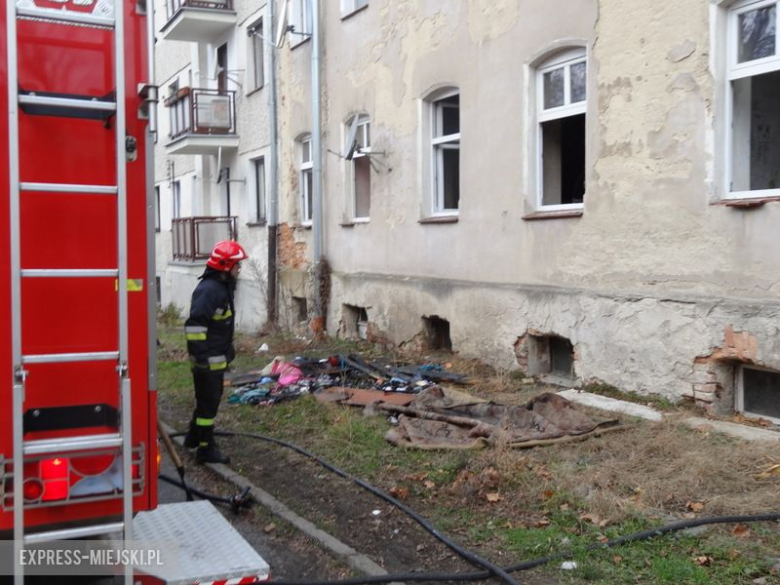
155, 323, 780, 585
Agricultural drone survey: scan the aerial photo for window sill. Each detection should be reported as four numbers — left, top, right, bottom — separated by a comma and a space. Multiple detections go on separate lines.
522, 209, 584, 221
290, 36, 311, 50
246, 221, 267, 228
246, 86, 265, 98
714, 196, 780, 209
340, 218, 370, 227
299, 222, 313, 230
341, 4, 368, 20
419, 215, 458, 225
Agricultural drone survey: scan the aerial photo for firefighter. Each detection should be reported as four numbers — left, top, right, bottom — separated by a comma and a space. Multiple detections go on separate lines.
183, 240, 248, 464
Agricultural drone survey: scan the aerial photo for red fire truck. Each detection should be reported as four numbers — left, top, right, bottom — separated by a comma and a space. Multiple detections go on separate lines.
1, 1, 268, 582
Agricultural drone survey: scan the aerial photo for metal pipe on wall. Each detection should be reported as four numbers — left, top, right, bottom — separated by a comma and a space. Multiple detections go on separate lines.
266, 0, 279, 326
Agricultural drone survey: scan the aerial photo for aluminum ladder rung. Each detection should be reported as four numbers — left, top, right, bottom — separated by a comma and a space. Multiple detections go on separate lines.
21, 182, 118, 195
16, 7, 115, 29
19, 94, 116, 112
22, 351, 120, 365
21, 269, 119, 278
23, 433, 123, 456
25, 522, 124, 545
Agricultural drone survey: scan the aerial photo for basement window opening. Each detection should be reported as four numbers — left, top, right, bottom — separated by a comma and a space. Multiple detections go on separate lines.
738, 365, 780, 423
342, 304, 369, 340
549, 336, 574, 377
423, 315, 452, 351
292, 296, 308, 324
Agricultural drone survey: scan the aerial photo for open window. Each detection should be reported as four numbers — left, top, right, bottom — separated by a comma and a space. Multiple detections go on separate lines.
536, 49, 587, 209
248, 17, 264, 90
299, 135, 313, 225
288, 0, 312, 47
346, 114, 371, 220
430, 91, 460, 214
727, 0, 780, 199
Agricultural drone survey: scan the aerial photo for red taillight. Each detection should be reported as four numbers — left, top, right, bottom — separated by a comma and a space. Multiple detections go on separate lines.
41, 457, 70, 501
23, 479, 44, 502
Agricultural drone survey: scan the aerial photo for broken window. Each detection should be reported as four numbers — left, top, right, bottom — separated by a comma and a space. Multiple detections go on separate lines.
343, 304, 369, 339
729, 0, 780, 197
423, 316, 452, 351
346, 115, 371, 220
537, 50, 587, 208
293, 296, 308, 323
431, 92, 460, 213
299, 135, 313, 224
738, 365, 780, 422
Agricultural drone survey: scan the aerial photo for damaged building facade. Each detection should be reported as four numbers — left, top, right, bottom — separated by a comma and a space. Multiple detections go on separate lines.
154, 0, 780, 422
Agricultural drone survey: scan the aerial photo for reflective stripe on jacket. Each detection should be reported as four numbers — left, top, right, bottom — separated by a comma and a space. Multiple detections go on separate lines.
185, 271, 236, 369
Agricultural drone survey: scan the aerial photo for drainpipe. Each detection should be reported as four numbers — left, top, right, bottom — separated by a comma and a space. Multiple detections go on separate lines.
266, 0, 279, 327
311, 0, 324, 331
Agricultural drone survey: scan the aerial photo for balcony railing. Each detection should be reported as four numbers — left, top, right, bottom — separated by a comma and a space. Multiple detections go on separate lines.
165, 0, 234, 21
165, 88, 236, 141
172, 216, 238, 262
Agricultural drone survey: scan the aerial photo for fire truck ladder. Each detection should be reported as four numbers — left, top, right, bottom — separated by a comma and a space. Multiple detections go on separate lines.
6, 1, 133, 583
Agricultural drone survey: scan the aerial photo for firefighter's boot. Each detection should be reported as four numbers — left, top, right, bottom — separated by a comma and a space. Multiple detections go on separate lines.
196, 425, 230, 465
183, 418, 198, 449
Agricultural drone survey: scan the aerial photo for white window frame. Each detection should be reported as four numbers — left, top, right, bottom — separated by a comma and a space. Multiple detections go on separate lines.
347, 115, 371, 221
249, 17, 265, 91
172, 180, 181, 219
300, 136, 313, 225
724, 0, 780, 200
430, 90, 460, 216
289, 0, 312, 48
736, 364, 780, 424
251, 156, 266, 224
536, 49, 587, 211
341, 0, 367, 18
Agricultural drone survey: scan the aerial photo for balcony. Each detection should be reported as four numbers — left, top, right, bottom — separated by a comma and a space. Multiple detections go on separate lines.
172, 216, 238, 262
164, 88, 239, 155
160, 0, 236, 42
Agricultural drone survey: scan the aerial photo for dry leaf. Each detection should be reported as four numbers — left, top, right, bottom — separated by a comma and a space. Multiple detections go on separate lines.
755, 464, 780, 479
543, 490, 555, 500
579, 513, 602, 525
693, 555, 713, 566
263, 523, 276, 534
486, 492, 501, 503
560, 503, 570, 511
423, 480, 436, 489
597, 535, 609, 544
727, 548, 741, 561
404, 472, 428, 482
732, 524, 750, 538
612, 555, 623, 565
534, 518, 550, 528
389, 486, 410, 500
686, 501, 705, 512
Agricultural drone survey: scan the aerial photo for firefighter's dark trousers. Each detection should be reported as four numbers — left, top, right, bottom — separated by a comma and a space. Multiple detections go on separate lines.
191, 368, 225, 447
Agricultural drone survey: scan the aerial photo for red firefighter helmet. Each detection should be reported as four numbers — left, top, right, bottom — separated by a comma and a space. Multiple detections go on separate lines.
207, 240, 248, 272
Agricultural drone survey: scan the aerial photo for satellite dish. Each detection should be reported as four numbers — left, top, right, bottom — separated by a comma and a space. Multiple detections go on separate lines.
343, 115, 360, 160
275, 0, 290, 48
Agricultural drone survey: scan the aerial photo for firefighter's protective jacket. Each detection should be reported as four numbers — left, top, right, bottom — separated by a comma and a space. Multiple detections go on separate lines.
184, 269, 236, 371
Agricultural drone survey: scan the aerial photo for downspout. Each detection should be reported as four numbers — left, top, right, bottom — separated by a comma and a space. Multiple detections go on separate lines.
266, 0, 279, 327
311, 0, 325, 333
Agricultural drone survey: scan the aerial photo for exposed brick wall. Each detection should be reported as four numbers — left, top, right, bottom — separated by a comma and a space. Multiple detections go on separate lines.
278, 223, 309, 271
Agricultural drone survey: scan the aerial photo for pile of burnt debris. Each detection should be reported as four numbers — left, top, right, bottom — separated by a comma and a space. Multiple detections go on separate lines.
227, 354, 468, 407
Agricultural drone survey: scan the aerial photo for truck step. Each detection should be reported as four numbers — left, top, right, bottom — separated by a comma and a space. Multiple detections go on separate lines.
21, 182, 118, 195
24, 433, 123, 456
22, 351, 119, 365
25, 522, 124, 545
21, 269, 119, 278
16, 6, 115, 29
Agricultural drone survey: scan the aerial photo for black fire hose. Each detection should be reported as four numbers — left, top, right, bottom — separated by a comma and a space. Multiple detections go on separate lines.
159, 473, 252, 514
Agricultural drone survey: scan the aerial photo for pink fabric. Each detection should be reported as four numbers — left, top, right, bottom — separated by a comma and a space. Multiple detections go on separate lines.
272, 361, 304, 386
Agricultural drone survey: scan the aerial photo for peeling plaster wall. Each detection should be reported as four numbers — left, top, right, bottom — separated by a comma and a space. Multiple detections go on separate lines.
272, 0, 780, 408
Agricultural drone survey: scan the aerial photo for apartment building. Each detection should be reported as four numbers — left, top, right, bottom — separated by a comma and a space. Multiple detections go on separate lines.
153, 0, 274, 330
156, 0, 780, 422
